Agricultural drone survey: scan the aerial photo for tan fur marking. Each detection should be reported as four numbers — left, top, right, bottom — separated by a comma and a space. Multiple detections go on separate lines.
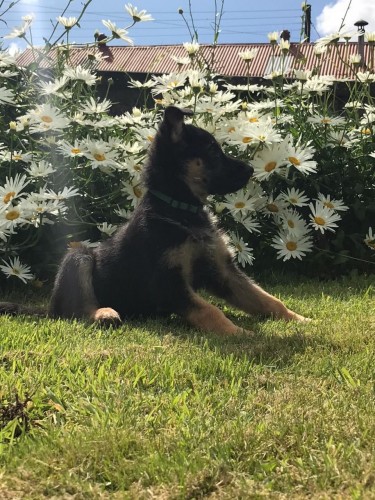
185, 158, 208, 201
164, 239, 201, 283
185, 295, 250, 335
210, 233, 308, 321
91, 307, 122, 325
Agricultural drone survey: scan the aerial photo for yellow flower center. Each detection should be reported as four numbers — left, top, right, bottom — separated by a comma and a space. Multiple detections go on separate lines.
147, 135, 154, 142
314, 216, 326, 226
249, 117, 259, 123
321, 118, 331, 124
133, 186, 143, 198
289, 197, 298, 204
41, 115, 53, 123
228, 126, 236, 133
94, 153, 106, 161
323, 201, 334, 209
267, 203, 279, 213
6, 209, 20, 221
71, 148, 81, 155
235, 201, 246, 209
287, 220, 295, 228
13, 155, 22, 161
258, 135, 266, 142
361, 128, 371, 135
286, 241, 297, 251
288, 156, 301, 166
3, 191, 16, 204
242, 136, 252, 143
264, 161, 277, 172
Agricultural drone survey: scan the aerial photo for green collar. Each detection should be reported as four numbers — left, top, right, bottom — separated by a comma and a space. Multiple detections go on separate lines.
149, 189, 202, 214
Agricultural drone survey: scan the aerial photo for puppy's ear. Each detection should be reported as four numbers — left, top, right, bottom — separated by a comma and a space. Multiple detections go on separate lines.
162, 106, 194, 142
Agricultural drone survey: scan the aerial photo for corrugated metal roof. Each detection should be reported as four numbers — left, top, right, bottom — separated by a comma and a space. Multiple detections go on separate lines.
16, 42, 373, 80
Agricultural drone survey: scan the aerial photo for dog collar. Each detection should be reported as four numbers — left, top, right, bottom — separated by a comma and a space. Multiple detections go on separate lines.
149, 189, 202, 214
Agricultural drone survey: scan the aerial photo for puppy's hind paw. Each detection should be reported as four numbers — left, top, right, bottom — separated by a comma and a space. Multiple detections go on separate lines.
92, 307, 122, 327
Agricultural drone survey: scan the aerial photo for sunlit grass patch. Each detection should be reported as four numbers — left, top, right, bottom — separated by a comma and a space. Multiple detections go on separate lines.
0, 277, 374, 498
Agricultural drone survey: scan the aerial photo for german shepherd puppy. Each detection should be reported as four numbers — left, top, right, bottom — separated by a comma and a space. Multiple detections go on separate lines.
1, 106, 307, 333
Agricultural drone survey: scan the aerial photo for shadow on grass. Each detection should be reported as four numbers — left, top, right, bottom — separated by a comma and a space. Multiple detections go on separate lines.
124, 313, 329, 369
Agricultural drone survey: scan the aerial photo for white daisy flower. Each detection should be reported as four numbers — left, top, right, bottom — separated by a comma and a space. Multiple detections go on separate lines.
285, 138, 317, 175
3, 150, 33, 163
97, 222, 117, 236
121, 180, 144, 207
0, 225, 14, 242
183, 42, 200, 56
264, 194, 288, 217
356, 72, 375, 83
1, 204, 30, 229
4, 18, 32, 39
102, 20, 133, 45
0, 51, 17, 67
79, 97, 112, 115
230, 232, 255, 267
223, 189, 258, 215
127, 78, 155, 89
27, 103, 70, 133
281, 187, 309, 207
309, 201, 341, 233
63, 66, 97, 86
114, 207, 133, 219
364, 227, 375, 250
0, 256, 34, 283
58, 139, 86, 157
316, 193, 348, 212
0, 174, 29, 206
238, 49, 258, 63
57, 16, 78, 28
267, 31, 279, 44
307, 114, 346, 126
0, 86, 16, 105
280, 209, 309, 238
233, 212, 261, 233
252, 142, 288, 181
83, 139, 120, 170
44, 187, 80, 201
125, 3, 154, 22
151, 73, 187, 94
39, 76, 69, 96
25, 160, 56, 178
272, 231, 313, 261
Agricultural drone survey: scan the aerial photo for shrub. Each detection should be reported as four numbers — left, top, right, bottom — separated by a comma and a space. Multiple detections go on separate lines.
0, 3, 374, 288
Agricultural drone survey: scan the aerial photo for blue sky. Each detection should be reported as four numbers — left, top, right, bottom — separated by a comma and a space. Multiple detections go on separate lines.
1, 0, 375, 52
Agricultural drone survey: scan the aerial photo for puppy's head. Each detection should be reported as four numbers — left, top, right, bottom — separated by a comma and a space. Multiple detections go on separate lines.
146, 106, 253, 202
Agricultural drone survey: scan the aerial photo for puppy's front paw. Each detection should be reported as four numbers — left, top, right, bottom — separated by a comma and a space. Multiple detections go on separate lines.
286, 310, 311, 323
92, 307, 122, 327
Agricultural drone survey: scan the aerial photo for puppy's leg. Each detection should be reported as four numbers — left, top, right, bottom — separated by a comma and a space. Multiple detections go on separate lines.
183, 293, 250, 335
207, 259, 308, 322
49, 246, 121, 326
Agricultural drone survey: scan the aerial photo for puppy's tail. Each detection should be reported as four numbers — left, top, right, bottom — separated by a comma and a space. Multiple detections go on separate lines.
0, 301, 47, 317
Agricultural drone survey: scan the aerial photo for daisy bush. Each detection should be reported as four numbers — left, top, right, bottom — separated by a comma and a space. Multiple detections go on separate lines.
0, 3, 374, 287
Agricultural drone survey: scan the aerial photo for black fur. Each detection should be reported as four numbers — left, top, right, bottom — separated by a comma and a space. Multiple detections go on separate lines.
2, 107, 307, 332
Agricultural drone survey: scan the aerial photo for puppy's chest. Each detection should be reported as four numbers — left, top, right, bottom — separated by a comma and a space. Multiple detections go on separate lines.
163, 230, 227, 281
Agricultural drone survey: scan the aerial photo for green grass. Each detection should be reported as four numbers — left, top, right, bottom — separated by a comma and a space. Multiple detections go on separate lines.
1, 277, 375, 499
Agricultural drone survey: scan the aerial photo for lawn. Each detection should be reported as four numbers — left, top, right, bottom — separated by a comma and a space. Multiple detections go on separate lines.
1, 276, 375, 499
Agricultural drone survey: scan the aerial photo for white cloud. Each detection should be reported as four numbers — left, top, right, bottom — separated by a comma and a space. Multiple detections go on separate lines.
8, 42, 22, 57
316, 0, 375, 37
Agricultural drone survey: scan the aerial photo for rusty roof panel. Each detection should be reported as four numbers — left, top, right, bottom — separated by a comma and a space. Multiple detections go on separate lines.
16, 42, 373, 80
